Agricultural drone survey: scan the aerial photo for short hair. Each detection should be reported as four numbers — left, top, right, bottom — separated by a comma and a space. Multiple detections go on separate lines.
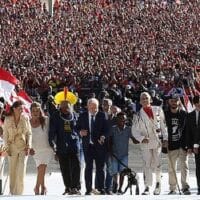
116, 112, 127, 118
140, 92, 152, 101
87, 98, 99, 107
102, 98, 112, 106
193, 96, 200, 104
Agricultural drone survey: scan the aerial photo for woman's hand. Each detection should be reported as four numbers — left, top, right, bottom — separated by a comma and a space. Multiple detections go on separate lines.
24, 147, 30, 156
29, 148, 35, 156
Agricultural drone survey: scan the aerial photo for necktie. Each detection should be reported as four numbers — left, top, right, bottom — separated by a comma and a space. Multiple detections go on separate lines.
90, 115, 95, 143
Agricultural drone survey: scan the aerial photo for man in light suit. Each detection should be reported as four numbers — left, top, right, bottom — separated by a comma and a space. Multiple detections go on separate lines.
77, 98, 108, 195
132, 92, 168, 195
186, 96, 200, 194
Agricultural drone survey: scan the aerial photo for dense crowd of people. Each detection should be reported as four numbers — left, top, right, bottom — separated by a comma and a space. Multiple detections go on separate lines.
0, 0, 200, 108
0, 0, 200, 197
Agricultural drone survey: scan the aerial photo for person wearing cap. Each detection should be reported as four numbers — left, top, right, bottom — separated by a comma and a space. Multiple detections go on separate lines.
186, 95, 200, 194
164, 94, 190, 195
49, 100, 81, 195
132, 92, 168, 195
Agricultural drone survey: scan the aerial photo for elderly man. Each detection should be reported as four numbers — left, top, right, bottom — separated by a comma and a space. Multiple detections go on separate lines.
132, 92, 168, 195
77, 98, 109, 195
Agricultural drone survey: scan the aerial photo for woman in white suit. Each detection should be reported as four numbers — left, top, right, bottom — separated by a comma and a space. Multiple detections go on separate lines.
3, 100, 32, 195
132, 92, 168, 195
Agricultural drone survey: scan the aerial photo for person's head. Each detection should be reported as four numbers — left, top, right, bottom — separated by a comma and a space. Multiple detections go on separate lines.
110, 105, 121, 116
140, 92, 152, 107
193, 96, 200, 111
102, 98, 112, 113
116, 112, 127, 129
168, 94, 181, 110
30, 102, 44, 119
87, 98, 99, 115
9, 100, 23, 117
30, 102, 46, 128
60, 101, 72, 114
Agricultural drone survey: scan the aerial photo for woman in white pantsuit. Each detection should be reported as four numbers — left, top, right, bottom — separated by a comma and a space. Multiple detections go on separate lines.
132, 92, 168, 195
30, 102, 54, 195
3, 100, 32, 195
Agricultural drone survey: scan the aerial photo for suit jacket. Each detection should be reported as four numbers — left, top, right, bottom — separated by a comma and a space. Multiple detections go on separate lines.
132, 106, 168, 149
76, 111, 108, 151
186, 110, 200, 149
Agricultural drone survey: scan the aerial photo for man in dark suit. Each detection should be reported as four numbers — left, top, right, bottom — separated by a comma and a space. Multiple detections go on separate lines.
186, 96, 200, 194
77, 98, 108, 195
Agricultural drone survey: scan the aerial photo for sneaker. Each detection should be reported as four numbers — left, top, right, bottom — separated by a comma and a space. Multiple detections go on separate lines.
168, 190, 176, 195
92, 189, 101, 195
153, 182, 161, 195
142, 187, 150, 195
182, 188, 191, 195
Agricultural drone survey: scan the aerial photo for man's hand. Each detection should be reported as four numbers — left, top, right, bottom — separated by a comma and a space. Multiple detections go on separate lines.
80, 130, 88, 137
98, 136, 105, 145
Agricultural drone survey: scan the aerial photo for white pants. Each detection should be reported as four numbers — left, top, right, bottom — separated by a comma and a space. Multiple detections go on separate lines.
8, 151, 28, 195
0, 157, 4, 179
141, 148, 162, 187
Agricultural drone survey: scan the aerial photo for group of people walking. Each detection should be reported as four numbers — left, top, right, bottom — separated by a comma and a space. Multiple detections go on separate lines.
0, 91, 200, 196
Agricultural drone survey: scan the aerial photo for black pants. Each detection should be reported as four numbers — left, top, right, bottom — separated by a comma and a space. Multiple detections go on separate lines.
84, 144, 106, 192
58, 153, 80, 190
195, 153, 200, 190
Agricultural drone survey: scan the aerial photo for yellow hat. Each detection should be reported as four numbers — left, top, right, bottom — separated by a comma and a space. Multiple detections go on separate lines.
54, 87, 78, 105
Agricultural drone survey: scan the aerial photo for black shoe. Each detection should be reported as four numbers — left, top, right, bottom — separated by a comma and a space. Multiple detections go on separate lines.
182, 188, 191, 195
142, 187, 150, 195
62, 188, 71, 195
197, 189, 200, 195
168, 190, 176, 195
69, 188, 81, 195
99, 189, 105, 195
112, 182, 118, 193
85, 190, 92, 195
105, 190, 113, 195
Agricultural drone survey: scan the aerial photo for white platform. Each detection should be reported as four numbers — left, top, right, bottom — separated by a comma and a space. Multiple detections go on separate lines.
1, 172, 199, 200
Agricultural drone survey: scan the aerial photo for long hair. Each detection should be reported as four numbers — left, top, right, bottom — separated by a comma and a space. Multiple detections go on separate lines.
6, 100, 23, 116
30, 102, 46, 129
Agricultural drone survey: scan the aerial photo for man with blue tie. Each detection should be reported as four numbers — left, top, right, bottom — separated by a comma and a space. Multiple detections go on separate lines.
77, 98, 108, 195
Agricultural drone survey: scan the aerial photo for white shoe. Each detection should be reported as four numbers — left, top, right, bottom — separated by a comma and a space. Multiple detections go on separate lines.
153, 182, 161, 195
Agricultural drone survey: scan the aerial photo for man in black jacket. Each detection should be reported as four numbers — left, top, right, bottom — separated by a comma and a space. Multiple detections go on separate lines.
186, 96, 200, 194
165, 94, 190, 195
49, 101, 80, 195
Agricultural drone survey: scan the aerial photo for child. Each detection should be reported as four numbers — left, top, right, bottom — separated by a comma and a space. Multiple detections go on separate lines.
109, 112, 136, 194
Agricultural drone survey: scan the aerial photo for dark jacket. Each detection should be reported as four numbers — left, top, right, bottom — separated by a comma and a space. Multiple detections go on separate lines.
186, 110, 200, 149
49, 110, 79, 155
76, 111, 108, 151
165, 109, 187, 151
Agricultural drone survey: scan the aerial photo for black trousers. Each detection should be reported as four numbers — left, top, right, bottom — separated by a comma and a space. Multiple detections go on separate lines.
84, 144, 106, 192
195, 153, 200, 190
58, 153, 80, 190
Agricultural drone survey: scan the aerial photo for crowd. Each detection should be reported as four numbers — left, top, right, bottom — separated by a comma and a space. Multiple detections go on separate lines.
0, 0, 200, 196
0, 0, 200, 108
